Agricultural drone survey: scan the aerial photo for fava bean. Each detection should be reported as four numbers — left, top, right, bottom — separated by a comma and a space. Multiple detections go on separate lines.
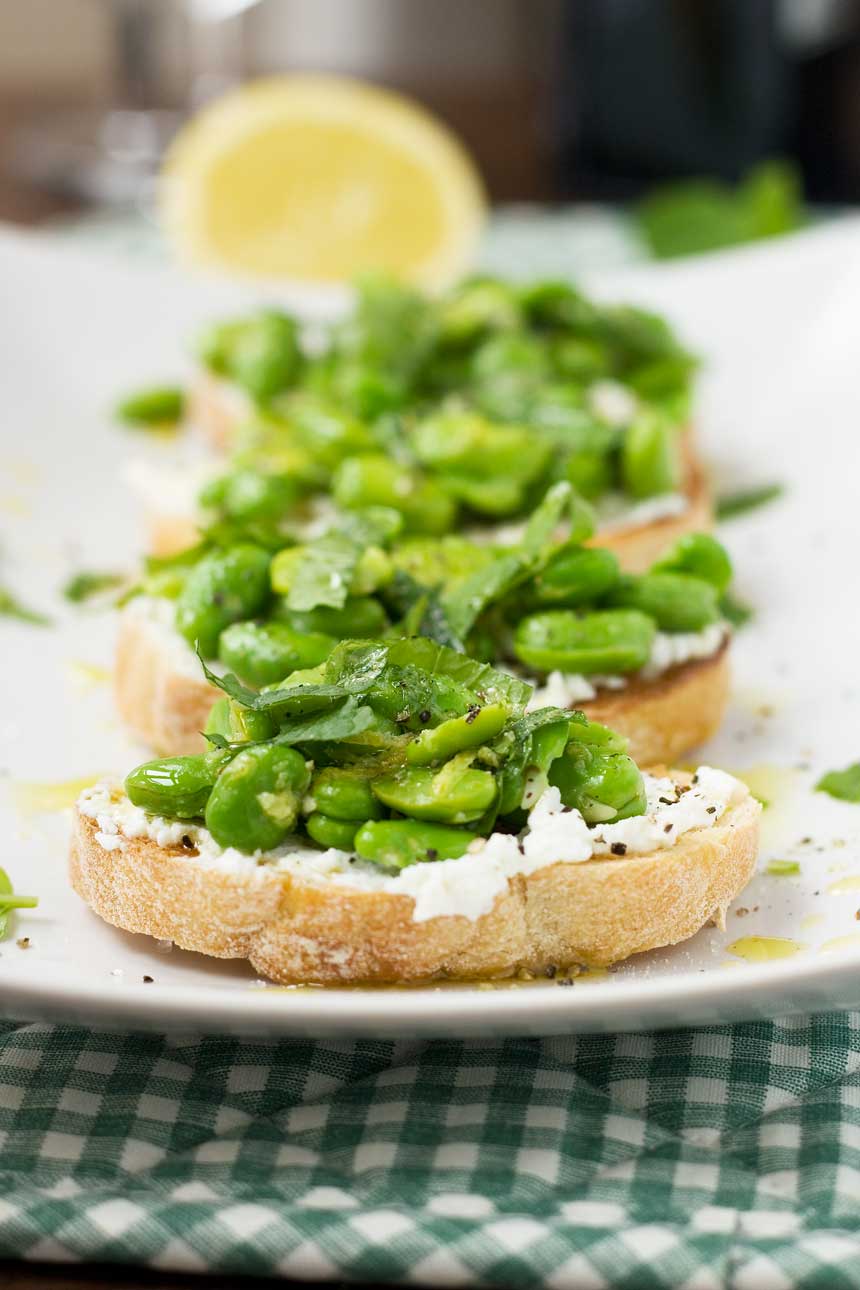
204, 745, 311, 852
310, 768, 383, 822
333, 455, 457, 535
437, 279, 521, 347
201, 469, 300, 523
371, 765, 497, 824
289, 396, 377, 466
175, 545, 271, 658
608, 572, 720, 632
231, 312, 302, 403
306, 813, 360, 851
550, 336, 609, 382
227, 701, 278, 744
391, 537, 495, 587
567, 717, 628, 753
116, 386, 184, 427
354, 819, 477, 872
405, 703, 509, 766
413, 411, 548, 485
534, 546, 620, 605
620, 410, 681, 499
651, 533, 732, 592
514, 609, 655, 674
125, 755, 217, 819
218, 620, 335, 687
272, 596, 389, 640
549, 747, 646, 824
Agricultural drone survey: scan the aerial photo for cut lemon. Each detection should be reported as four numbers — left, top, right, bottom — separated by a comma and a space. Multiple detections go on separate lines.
160, 75, 487, 288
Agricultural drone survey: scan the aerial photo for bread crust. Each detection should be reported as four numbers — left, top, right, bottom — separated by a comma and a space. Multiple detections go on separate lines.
114, 609, 215, 757
69, 783, 760, 984
114, 605, 729, 764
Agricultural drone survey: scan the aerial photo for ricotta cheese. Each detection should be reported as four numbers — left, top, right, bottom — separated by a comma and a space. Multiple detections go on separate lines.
79, 765, 745, 925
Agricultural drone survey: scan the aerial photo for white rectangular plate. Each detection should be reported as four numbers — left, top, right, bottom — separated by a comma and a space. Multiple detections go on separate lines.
3, 224, 860, 1037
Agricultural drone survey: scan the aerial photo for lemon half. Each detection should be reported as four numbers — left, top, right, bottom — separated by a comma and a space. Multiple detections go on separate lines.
160, 75, 487, 288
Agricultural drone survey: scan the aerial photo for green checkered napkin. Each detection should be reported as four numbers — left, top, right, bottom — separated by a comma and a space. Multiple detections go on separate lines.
2, 1017, 860, 1287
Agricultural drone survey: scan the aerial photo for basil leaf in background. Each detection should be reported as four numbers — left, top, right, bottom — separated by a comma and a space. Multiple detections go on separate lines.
716, 483, 784, 520
637, 160, 805, 261
816, 764, 860, 804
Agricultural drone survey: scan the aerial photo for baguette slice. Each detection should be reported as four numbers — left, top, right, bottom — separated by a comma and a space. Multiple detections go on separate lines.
114, 603, 730, 763
70, 778, 760, 984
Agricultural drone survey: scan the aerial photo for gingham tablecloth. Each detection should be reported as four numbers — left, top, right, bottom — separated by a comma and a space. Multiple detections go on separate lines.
2, 1017, 860, 1287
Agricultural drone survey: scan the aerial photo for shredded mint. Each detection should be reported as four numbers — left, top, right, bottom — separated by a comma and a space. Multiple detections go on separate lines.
716, 483, 784, 520
0, 586, 50, 626
816, 764, 860, 803
766, 859, 800, 877
0, 867, 38, 940
63, 571, 126, 603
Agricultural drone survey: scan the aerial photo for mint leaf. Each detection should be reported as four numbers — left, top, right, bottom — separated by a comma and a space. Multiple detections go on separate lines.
716, 483, 783, 520
0, 867, 38, 941
0, 587, 50, 626
442, 482, 578, 639
816, 764, 860, 803
274, 697, 377, 745
286, 534, 361, 611
63, 571, 126, 603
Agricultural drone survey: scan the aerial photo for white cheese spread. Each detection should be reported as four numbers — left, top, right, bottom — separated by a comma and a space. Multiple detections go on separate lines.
78, 765, 745, 925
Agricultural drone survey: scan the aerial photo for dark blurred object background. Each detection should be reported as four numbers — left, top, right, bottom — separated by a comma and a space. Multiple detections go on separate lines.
2, 0, 860, 229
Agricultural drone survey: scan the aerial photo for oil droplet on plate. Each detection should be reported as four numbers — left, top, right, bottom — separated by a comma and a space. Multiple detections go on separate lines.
727, 936, 806, 963
730, 764, 798, 810
800, 913, 825, 932
827, 875, 860, 894
12, 775, 104, 814
67, 661, 111, 689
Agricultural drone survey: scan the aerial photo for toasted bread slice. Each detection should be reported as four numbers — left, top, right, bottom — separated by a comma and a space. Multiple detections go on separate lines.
114, 602, 729, 763
70, 779, 759, 983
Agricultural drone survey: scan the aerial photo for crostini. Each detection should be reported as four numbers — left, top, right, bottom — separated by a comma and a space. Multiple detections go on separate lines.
76, 638, 759, 984
132, 275, 710, 570
114, 484, 733, 766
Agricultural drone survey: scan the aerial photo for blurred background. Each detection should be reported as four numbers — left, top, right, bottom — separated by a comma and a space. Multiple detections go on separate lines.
2, 0, 860, 263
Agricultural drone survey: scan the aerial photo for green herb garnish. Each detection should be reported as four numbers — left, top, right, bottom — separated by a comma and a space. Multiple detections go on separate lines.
816, 764, 860, 803
115, 385, 185, 428
766, 859, 800, 877
63, 571, 126, 603
0, 586, 50, 626
0, 867, 38, 940
716, 483, 784, 520
637, 160, 806, 260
